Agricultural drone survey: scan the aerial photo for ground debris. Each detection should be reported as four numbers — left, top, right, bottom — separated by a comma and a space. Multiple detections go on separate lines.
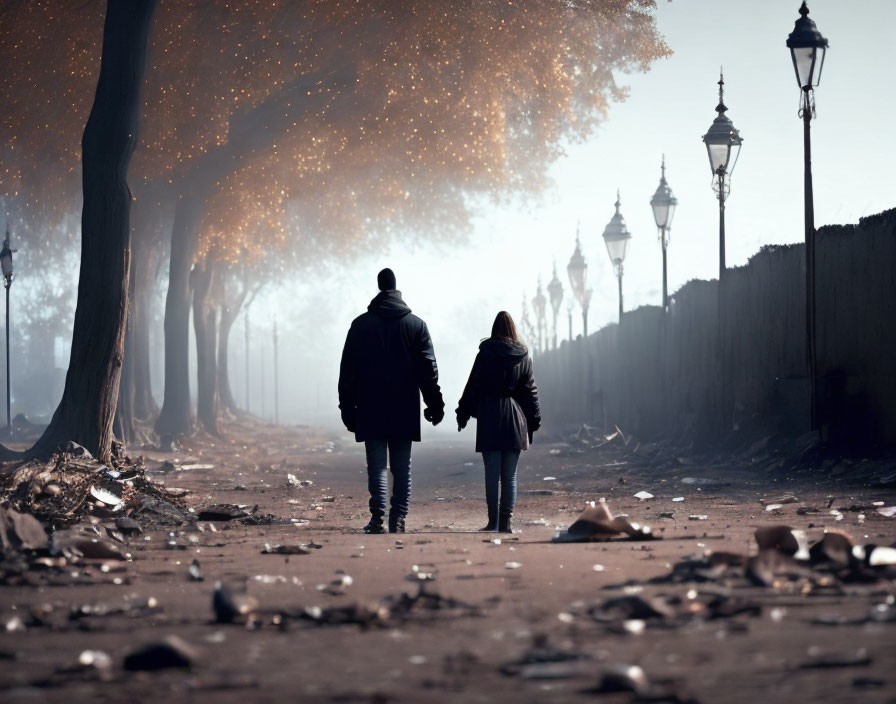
0, 505, 48, 551
0, 451, 187, 529
123, 635, 198, 671
213, 580, 260, 624
499, 634, 589, 677
261, 543, 312, 555
799, 647, 872, 669
296, 585, 486, 630
553, 499, 657, 542
196, 503, 288, 525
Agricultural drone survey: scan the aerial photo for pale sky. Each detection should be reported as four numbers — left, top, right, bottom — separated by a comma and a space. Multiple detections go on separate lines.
242, 0, 895, 428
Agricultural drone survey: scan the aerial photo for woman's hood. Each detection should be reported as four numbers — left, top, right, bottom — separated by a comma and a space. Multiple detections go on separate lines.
479, 337, 528, 359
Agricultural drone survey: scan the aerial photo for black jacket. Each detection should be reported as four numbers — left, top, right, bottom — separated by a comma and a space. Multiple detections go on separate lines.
338, 290, 444, 442
456, 338, 541, 452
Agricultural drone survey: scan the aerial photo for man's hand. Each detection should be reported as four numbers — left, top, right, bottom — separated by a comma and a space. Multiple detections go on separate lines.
424, 407, 444, 426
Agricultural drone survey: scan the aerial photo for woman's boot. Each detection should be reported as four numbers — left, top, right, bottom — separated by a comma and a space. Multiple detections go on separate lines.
498, 509, 513, 534
479, 507, 497, 531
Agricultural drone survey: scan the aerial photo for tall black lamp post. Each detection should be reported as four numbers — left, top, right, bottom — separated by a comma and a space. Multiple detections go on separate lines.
602, 191, 632, 324
650, 157, 678, 312
567, 231, 592, 337
787, 1, 828, 432
1, 227, 16, 435
532, 279, 547, 354
547, 262, 563, 350
702, 71, 743, 278
273, 319, 279, 425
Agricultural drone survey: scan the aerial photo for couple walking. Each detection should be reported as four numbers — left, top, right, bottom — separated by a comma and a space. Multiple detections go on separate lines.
338, 268, 541, 535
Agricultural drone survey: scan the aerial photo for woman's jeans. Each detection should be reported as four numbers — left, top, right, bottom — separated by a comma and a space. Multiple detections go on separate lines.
482, 450, 520, 517
365, 439, 412, 520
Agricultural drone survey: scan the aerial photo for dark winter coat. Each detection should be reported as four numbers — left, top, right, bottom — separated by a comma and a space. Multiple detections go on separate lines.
338, 290, 444, 442
456, 338, 541, 452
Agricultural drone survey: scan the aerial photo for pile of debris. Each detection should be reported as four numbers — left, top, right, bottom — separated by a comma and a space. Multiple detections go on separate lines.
210, 580, 487, 631
647, 525, 896, 591
553, 499, 657, 542
0, 442, 187, 529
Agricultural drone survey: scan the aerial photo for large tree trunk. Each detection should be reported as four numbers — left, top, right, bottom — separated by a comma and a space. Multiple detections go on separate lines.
154, 66, 355, 441
113, 265, 138, 444
130, 211, 162, 421
154, 193, 205, 441
192, 261, 219, 435
26, 0, 156, 463
216, 271, 248, 417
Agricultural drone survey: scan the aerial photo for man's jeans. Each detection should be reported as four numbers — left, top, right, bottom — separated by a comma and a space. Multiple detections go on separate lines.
365, 439, 412, 520
482, 450, 520, 517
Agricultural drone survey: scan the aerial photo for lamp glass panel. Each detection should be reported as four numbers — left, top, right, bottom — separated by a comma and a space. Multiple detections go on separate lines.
0, 255, 11, 278
707, 142, 730, 173
666, 201, 677, 229
792, 46, 816, 88
605, 237, 627, 265
652, 202, 670, 229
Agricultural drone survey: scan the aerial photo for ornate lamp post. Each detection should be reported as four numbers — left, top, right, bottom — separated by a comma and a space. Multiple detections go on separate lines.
273, 319, 279, 424
567, 231, 592, 337
650, 157, 678, 312
1, 226, 16, 435
532, 279, 547, 354
547, 263, 563, 349
702, 71, 743, 278
602, 191, 632, 324
787, 1, 828, 432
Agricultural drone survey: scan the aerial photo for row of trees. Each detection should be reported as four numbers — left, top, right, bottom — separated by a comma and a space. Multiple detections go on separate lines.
0, 0, 669, 462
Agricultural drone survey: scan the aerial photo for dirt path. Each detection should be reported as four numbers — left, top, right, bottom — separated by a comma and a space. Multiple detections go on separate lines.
1, 424, 895, 703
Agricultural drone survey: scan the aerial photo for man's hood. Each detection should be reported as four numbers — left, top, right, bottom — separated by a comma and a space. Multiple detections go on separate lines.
479, 337, 528, 359
368, 289, 412, 319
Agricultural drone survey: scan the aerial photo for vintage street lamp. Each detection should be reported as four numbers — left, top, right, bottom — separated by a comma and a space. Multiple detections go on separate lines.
602, 191, 632, 324
532, 279, 547, 354
650, 157, 678, 312
702, 71, 743, 278
787, 1, 828, 432
547, 262, 564, 350
273, 319, 279, 425
567, 230, 592, 337
1, 226, 16, 435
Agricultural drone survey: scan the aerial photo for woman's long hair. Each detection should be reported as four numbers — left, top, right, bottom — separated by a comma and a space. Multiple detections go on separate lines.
491, 311, 520, 342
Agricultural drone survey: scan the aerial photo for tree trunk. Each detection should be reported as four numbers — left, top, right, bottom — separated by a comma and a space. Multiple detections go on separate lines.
216, 271, 248, 417
192, 261, 219, 435
113, 265, 137, 444
130, 213, 162, 421
154, 193, 205, 441
153, 66, 356, 441
25, 0, 156, 463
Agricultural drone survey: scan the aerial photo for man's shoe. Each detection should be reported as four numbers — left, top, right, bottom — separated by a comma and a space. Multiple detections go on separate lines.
363, 519, 385, 534
388, 516, 406, 534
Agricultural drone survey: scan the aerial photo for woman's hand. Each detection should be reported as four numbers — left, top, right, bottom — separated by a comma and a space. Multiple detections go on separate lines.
457, 416, 467, 432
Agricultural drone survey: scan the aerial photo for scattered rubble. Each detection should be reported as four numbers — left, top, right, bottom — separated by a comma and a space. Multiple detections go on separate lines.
553, 499, 656, 543
123, 635, 198, 671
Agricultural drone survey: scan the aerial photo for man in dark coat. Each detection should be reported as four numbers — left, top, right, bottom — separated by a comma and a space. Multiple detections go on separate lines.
338, 268, 444, 534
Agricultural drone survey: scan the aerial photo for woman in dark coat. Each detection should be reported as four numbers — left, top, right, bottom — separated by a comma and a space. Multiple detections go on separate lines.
456, 312, 541, 533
